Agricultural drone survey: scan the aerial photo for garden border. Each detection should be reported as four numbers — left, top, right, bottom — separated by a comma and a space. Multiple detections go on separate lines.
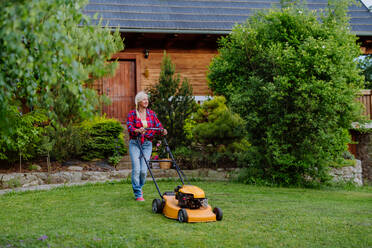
0, 168, 234, 195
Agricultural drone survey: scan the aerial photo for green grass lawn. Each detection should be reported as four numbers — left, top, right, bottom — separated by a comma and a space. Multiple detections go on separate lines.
0, 180, 371, 248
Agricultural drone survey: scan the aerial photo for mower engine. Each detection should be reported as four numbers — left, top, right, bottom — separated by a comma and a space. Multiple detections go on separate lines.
175, 185, 208, 209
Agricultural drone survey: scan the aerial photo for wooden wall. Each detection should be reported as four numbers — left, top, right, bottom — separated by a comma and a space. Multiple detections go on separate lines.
105, 48, 217, 96
96, 34, 372, 109
133, 48, 216, 95
91, 33, 220, 124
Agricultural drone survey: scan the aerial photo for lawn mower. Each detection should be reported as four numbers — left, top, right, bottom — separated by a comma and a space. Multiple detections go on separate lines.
136, 128, 223, 223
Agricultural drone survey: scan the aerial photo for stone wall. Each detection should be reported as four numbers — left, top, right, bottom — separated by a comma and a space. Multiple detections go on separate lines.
0, 163, 364, 193
0, 168, 233, 192
0, 170, 131, 189
329, 160, 363, 186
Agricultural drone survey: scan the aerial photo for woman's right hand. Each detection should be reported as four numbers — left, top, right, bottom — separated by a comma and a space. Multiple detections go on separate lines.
135, 127, 146, 134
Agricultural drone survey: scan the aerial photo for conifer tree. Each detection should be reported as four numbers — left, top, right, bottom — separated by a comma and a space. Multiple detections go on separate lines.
148, 52, 195, 149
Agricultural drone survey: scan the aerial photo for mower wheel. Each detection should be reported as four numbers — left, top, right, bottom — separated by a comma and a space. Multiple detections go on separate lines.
152, 199, 163, 214
177, 208, 188, 223
213, 207, 223, 221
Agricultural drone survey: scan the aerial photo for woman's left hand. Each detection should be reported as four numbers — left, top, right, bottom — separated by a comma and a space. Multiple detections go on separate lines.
162, 129, 168, 135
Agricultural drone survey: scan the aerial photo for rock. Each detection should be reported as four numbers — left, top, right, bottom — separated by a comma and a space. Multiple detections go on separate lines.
28, 164, 42, 171
37, 173, 49, 181
330, 159, 363, 186
68, 166, 83, 171
93, 161, 115, 171
81, 172, 108, 181
80, 163, 90, 168
62, 160, 81, 166
23, 180, 40, 187
183, 170, 200, 178
49, 172, 69, 184
197, 169, 209, 177
110, 170, 131, 179
207, 169, 227, 180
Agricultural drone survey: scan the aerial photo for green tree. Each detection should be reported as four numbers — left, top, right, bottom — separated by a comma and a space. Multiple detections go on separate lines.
191, 96, 245, 146
0, 0, 123, 132
147, 52, 196, 149
357, 55, 372, 88
187, 96, 248, 167
207, 0, 364, 185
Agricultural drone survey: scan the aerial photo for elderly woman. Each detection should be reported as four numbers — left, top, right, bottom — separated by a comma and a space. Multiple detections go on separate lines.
126, 91, 167, 201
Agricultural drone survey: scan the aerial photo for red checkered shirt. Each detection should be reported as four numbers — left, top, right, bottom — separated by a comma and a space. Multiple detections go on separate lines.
126, 109, 163, 143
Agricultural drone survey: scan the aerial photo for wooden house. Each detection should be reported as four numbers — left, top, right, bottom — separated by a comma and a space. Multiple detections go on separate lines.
83, 0, 372, 122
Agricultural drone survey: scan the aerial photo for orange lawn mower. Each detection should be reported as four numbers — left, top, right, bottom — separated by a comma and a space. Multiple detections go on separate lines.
136, 128, 223, 223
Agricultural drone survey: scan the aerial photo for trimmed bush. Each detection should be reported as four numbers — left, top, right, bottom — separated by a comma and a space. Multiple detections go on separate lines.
183, 96, 248, 168
45, 125, 85, 162
80, 116, 127, 161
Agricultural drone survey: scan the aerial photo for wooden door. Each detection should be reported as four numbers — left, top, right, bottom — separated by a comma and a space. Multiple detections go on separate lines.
102, 60, 136, 124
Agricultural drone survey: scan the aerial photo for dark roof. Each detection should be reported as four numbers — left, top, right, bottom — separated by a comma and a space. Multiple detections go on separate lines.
84, 0, 372, 35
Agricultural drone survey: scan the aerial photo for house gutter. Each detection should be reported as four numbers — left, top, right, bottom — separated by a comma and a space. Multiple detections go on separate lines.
113, 27, 231, 35
109, 27, 372, 36
353, 31, 372, 36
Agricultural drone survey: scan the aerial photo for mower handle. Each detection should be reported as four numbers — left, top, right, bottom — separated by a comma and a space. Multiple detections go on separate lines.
145, 128, 164, 131
136, 127, 189, 192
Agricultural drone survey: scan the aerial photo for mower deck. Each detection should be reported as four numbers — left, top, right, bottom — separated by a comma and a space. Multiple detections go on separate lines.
162, 194, 217, 223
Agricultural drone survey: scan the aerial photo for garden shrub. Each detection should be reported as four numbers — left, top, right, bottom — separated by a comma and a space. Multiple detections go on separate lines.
0, 108, 48, 165
357, 55, 372, 89
173, 145, 204, 169
183, 96, 248, 168
207, 1, 364, 185
233, 167, 270, 186
80, 116, 127, 161
0, 112, 127, 165
44, 124, 86, 162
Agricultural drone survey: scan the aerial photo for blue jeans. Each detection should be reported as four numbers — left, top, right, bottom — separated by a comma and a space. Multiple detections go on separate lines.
129, 139, 152, 198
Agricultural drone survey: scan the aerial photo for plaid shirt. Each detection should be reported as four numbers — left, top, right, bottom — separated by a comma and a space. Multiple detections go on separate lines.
127, 109, 163, 143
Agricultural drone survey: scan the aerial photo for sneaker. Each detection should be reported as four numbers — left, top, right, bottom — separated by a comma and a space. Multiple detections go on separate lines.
136, 197, 145, 201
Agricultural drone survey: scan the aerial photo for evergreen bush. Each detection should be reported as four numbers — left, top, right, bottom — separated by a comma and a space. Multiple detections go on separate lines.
45, 125, 85, 162
207, 1, 364, 185
0, 113, 127, 165
80, 116, 127, 161
147, 52, 197, 149
184, 96, 248, 168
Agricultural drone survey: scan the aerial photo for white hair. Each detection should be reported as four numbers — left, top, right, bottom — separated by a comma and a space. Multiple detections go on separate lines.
135, 91, 148, 107
135, 91, 148, 118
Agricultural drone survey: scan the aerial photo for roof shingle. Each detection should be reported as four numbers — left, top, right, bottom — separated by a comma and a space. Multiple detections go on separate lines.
84, 0, 372, 35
